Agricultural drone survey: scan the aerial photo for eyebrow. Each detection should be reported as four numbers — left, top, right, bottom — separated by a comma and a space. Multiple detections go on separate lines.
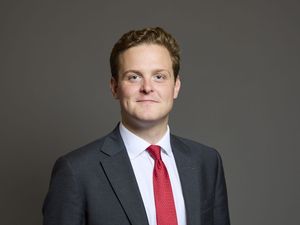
122, 70, 142, 76
122, 69, 171, 76
153, 69, 171, 75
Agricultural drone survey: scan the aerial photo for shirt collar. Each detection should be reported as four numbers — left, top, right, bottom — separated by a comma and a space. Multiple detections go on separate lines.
119, 122, 172, 160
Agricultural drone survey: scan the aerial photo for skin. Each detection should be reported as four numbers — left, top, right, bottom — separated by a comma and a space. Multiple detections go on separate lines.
110, 44, 181, 143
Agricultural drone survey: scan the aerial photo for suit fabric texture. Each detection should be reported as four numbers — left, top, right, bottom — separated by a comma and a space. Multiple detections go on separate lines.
43, 126, 230, 225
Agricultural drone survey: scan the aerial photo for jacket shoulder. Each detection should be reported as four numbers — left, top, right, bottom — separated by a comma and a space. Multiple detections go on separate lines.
171, 134, 222, 159
64, 135, 106, 160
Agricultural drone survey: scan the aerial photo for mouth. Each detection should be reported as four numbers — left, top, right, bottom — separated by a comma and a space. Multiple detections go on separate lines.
136, 99, 159, 103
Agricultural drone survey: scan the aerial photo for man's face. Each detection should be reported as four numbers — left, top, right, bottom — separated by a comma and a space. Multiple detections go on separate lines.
110, 44, 181, 128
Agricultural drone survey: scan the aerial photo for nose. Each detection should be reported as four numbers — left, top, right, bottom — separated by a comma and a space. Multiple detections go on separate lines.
140, 78, 153, 94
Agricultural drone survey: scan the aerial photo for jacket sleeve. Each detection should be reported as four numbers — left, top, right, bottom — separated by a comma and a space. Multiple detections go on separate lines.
42, 156, 84, 225
213, 152, 231, 225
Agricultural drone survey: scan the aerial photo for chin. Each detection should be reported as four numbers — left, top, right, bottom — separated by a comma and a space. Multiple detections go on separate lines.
136, 115, 168, 125
122, 110, 169, 126
135, 113, 164, 121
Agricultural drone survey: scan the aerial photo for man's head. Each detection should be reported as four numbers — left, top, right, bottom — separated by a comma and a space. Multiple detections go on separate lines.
110, 27, 180, 80
110, 27, 181, 131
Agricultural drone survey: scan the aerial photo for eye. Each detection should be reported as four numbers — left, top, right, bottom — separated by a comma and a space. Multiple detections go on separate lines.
127, 74, 141, 82
153, 73, 167, 81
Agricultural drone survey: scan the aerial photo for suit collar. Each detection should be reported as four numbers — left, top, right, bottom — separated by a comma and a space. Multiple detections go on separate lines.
99, 126, 149, 225
171, 135, 202, 225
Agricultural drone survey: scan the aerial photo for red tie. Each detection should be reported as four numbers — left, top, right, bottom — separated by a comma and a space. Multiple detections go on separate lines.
147, 145, 178, 225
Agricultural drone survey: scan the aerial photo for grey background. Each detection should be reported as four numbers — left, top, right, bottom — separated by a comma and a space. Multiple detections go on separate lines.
1, 0, 299, 224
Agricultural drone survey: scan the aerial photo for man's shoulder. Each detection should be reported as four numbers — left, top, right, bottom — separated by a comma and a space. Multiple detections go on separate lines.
171, 134, 221, 159
60, 127, 120, 165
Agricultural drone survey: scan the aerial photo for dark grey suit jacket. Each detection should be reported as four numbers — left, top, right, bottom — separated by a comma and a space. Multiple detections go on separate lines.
43, 126, 230, 225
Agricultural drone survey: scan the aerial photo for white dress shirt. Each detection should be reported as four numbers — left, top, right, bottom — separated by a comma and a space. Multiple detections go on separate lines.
119, 123, 186, 225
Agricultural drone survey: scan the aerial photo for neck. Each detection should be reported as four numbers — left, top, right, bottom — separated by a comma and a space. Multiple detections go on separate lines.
121, 119, 168, 144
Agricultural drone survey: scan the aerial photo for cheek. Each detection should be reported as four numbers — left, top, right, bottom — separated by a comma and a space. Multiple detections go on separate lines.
118, 86, 137, 99
162, 88, 176, 100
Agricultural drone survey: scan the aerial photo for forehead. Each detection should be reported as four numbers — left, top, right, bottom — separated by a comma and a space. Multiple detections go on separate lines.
118, 44, 173, 72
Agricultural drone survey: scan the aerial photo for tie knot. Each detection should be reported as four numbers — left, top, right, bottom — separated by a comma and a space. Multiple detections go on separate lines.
147, 145, 161, 161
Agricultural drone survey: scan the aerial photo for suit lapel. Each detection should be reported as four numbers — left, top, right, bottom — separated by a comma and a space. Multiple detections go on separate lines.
171, 135, 202, 225
99, 127, 149, 225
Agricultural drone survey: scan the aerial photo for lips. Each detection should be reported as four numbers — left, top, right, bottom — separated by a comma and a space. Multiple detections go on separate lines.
136, 99, 159, 103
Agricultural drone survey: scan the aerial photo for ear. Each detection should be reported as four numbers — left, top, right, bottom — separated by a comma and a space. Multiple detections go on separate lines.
110, 77, 119, 99
173, 75, 181, 99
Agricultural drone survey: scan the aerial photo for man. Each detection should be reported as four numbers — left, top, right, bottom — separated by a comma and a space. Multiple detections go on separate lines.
43, 27, 230, 225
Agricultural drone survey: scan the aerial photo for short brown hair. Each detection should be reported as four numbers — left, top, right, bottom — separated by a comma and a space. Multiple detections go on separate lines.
110, 27, 180, 80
